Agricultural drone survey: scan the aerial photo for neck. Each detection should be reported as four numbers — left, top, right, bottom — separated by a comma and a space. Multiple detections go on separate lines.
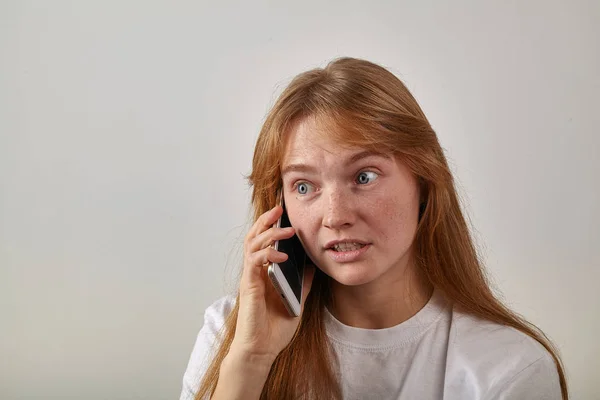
327, 258, 433, 329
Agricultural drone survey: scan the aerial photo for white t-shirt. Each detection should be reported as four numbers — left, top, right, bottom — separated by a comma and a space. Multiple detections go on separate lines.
179, 290, 562, 399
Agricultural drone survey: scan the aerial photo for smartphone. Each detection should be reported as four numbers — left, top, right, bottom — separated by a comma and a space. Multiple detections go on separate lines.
267, 192, 306, 317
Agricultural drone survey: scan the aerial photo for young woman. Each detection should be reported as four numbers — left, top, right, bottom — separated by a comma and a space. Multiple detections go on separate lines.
179, 57, 568, 400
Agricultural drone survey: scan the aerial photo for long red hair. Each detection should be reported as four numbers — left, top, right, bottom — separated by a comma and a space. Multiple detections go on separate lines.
195, 57, 568, 399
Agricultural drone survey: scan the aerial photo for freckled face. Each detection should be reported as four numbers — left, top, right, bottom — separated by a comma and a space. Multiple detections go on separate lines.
281, 118, 421, 287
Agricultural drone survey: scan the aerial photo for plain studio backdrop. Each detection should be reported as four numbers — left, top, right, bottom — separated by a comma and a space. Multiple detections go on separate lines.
1, 1, 598, 399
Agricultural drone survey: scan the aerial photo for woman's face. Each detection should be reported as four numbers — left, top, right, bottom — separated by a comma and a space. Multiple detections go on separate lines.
281, 117, 422, 288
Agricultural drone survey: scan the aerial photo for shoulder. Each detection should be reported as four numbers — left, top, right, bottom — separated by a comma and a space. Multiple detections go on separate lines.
179, 294, 237, 400
446, 307, 562, 399
448, 308, 548, 361
201, 294, 237, 334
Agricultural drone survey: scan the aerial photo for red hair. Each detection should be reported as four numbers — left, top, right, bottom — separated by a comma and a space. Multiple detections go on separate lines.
195, 57, 568, 399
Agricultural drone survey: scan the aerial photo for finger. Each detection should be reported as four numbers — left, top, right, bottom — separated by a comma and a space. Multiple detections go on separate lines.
248, 226, 295, 253
240, 247, 288, 295
249, 247, 288, 269
247, 205, 283, 240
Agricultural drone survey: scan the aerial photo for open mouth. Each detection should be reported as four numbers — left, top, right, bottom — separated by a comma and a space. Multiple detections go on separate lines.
325, 241, 371, 263
330, 242, 367, 252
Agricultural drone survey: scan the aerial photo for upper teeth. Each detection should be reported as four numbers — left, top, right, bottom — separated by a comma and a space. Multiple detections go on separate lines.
333, 243, 365, 252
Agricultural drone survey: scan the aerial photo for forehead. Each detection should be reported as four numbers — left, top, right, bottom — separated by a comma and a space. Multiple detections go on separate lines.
280, 117, 419, 192
282, 117, 364, 163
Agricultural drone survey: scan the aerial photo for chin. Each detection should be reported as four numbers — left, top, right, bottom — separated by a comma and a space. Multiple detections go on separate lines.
324, 265, 382, 287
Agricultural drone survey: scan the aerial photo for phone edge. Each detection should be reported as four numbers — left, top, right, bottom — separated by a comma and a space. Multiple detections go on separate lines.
267, 264, 301, 317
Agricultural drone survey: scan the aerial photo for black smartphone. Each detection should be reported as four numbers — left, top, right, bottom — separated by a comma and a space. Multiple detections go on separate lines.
267, 192, 307, 317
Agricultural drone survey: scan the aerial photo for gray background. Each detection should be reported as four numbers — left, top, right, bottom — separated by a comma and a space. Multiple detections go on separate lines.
1, 1, 598, 399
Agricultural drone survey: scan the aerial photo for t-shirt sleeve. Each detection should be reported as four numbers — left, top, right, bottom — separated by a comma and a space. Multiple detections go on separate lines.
487, 353, 562, 400
179, 296, 235, 400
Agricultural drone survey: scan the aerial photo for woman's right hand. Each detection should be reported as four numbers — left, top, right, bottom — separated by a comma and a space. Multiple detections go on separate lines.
228, 204, 315, 365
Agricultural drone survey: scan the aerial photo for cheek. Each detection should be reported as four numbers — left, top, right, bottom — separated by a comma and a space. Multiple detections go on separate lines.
288, 204, 313, 229
288, 206, 321, 258
369, 194, 418, 240
289, 207, 321, 262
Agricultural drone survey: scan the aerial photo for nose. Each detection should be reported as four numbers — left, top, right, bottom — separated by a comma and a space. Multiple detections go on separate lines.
322, 186, 355, 230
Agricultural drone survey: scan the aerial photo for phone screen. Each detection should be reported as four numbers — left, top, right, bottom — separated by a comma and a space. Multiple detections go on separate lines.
276, 201, 306, 303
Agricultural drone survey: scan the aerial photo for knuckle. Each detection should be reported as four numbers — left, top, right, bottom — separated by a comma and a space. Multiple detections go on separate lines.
263, 248, 272, 260
254, 250, 268, 266
258, 211, 270, 225
249, 252, 260, 266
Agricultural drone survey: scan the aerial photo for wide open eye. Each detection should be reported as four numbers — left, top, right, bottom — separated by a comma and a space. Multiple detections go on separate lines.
356, 171, 379, 185
295, 181, 316, 195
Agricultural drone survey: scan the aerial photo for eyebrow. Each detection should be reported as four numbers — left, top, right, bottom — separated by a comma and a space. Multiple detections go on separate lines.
281, 150, 389, 177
